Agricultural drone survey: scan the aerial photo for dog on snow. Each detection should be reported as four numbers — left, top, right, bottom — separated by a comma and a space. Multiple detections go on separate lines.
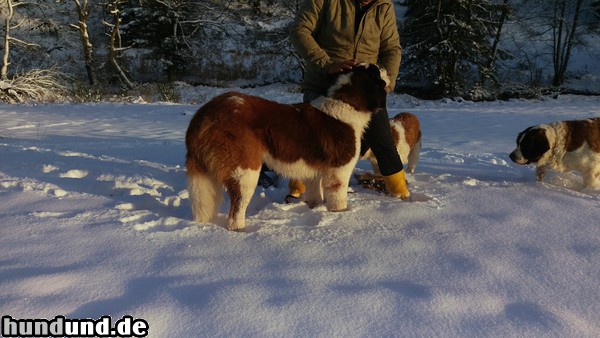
185, 63, 390, 231
509, 117, 600, 189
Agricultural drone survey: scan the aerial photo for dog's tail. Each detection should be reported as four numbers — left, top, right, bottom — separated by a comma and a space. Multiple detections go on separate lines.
186, 161, 222, 224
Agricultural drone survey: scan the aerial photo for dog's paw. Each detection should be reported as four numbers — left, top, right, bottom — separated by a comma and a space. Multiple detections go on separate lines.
328, 206, 350, 212
397, 192, 411, 201
284, 194, 302, 204
305, 200, 320, 209
227, 223, 246, 232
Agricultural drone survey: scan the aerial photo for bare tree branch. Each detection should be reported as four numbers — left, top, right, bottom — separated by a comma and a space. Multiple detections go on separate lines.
72, 0, 98, 85
103, 0, 135, 89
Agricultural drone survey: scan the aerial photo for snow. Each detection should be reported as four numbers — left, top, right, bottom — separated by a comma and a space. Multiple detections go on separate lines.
1, 88, 599, 337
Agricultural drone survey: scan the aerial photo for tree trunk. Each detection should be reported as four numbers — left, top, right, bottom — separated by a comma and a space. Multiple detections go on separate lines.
106, 1, 135, 90
1, 0, 14, 80
552, 0, 584, 87
479, 0, 509, 87
73, 0, 98, 86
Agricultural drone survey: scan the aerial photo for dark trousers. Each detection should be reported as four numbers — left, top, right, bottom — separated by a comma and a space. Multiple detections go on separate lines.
303, 90, 404, 176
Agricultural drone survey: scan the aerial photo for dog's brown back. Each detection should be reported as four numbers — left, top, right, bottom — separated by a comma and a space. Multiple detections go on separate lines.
564, 118, 600, 152
391, 112, 421, 149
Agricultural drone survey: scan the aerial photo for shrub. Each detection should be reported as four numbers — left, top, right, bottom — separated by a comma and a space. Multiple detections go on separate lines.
0, 68, 69, 103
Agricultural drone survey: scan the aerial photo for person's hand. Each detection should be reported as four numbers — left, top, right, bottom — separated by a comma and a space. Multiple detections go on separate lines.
327, 60, 358, 74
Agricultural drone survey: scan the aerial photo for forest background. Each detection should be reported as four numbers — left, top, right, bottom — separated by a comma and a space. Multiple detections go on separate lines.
1, 0, 599, 103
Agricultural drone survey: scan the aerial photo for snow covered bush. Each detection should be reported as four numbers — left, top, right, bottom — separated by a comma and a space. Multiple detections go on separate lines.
0, 68, 69, 103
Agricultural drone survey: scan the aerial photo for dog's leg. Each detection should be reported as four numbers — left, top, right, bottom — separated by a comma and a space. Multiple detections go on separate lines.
323, 167, 353, 212
369, 158, 382, 176
187, 171, 222, 224
535, 166, 546, 181
303, 177, 324, 208
407, 139, 421, 174
581, 169, 600, 190
591, 170, 600, 190
225, 168, 259, 231
362, 149, 382, 176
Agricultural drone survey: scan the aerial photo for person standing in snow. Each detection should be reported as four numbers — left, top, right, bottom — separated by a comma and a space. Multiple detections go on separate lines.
280, 0, 410, 201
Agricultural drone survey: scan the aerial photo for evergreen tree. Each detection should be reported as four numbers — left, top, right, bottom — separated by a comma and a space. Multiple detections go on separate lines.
117, 1, 298, 84
399, 0, 510, 97
120, 0, 196, 80
593, 0, 600, 21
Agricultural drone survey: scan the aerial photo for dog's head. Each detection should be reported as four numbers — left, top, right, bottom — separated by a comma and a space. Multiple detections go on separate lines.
327, 63, 389, 113
509, 126, 551, 165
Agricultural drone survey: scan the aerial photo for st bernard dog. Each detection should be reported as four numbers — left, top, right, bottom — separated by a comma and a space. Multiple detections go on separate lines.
185, 63, 389, 231
509, 117, 600, 189
361, 112, 421, 175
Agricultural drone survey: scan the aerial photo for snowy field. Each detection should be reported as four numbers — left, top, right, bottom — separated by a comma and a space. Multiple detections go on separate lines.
1, 87, 599, 337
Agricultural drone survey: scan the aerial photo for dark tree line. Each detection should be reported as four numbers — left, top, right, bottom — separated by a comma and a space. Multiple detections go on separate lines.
398, 0, 598, 99
399, 0, 512, 98
0, 0, 598, 102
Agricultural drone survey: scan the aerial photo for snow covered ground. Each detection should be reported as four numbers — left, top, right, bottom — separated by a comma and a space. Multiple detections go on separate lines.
1, 87, 599, 337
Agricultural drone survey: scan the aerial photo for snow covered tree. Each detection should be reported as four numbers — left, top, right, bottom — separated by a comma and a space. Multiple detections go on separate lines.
71, 0, 98, 85
478, 0, 510, 88
120, 0, 187, 80
118, 1, 298, 84
1, 0, 14, 80
399, 0, 511, 98
0, 0, 67, 103
593, 0, 600, 21
1, 0, 42, 80
550, 0, 586, 86
103, 0, 135, 89
507, 0, 595, 88
119, 1, 237, 81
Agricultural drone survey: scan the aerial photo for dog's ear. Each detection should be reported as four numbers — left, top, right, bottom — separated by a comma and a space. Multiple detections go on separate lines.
520, 128, 550, 163
367, 84, 387, 112
516, 127, 533, 145
363, 65, 388, 111
325, 64, 388, 112
367, 65, 388, 88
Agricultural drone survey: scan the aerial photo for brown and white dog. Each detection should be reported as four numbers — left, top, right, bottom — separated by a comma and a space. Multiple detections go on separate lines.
185, 63, 389, 231
509, 118, 600, 189
361, 112, 422, 175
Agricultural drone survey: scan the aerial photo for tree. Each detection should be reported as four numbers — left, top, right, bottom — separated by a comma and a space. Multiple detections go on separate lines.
400, 0, 511, 97
1, 0, 14, 80
1, 0, 66, 103
478, 0, 511, 87
1, 0, 41, 80
593, 0, 600, 22
70, 0, 98, 85
118, 0, 298, 83
551, 0, 585, 86
509, 0, 595, 88
103, 0, 134, 89
120, 0, 227, 81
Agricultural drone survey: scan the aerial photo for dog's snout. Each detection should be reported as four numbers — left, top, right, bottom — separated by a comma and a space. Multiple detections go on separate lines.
509, 150, 530, 164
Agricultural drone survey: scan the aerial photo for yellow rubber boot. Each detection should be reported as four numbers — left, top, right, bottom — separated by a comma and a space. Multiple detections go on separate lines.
288, 179, 306, 198
383, 170, 410, 200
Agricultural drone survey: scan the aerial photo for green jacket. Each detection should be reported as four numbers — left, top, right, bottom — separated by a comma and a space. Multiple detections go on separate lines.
291, 0, 402, 93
